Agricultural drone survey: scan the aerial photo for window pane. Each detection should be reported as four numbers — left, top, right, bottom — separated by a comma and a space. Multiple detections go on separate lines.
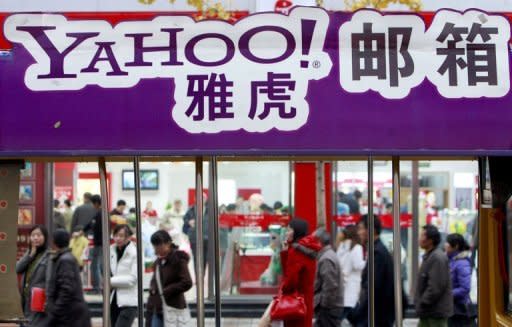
217, 161, 291, 297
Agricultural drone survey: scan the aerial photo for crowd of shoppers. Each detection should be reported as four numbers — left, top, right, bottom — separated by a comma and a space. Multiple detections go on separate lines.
17, 192, 476, 327
258, 215, 476, 327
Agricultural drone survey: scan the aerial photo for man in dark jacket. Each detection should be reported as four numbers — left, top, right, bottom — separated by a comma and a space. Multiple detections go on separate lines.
415, 225, 453, 326
348, 214, 395, 327
46, 229, 91, 327
84, 194, 103, 293
110, 199, 126, 216
338, 191, 361, 215
182, 196, 209, 282
71, 192, 96, 232
313, 228, 343, 327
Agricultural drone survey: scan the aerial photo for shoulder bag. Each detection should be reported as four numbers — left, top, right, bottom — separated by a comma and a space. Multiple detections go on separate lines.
155, 264, 191, 327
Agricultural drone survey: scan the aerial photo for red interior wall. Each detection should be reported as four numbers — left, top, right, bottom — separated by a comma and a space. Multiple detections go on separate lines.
293, 163, 316, 233
324, 163, 333, 233
293, 163, 333, 234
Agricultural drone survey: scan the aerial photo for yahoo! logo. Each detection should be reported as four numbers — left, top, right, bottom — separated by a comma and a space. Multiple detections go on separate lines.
4, 9, 332, 133
4, 10, 331, 91
11, 24, 297, 79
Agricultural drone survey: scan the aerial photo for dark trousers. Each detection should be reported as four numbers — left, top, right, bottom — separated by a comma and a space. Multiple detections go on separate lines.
314, 307, 343, 327
448, 315, 476, 327
111, 295, 137, 327
90, 245, 103, 292
190, 240, 208, 283
340, 306, 353, 321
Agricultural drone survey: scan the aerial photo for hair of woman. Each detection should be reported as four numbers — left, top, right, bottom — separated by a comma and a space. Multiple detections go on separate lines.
446, 233, 470, 252
150, 230, 173, 246
112, 224, 133, 237
343, 224, 361, 250
288, 218, 309, 243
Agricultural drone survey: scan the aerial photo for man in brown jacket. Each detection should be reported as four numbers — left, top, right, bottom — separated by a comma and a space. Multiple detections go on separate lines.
415, 225, 453, 327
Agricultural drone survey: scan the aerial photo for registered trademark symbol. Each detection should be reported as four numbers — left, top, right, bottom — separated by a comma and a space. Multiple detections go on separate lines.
312, 60, 321, 68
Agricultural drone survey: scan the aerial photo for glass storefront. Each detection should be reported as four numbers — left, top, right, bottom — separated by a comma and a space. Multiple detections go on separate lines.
13, 158, 480, 324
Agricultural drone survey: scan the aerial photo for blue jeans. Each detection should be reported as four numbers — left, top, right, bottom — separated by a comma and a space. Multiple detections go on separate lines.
151, 313, 163, 327
90, 245, 103, 292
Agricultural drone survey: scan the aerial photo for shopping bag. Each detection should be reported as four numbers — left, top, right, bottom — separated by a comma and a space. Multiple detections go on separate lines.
30, 287, 46, 312
162, 305, 191, 327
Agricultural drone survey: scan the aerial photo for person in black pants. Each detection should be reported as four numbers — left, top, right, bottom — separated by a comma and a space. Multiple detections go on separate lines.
348, 215, 396, 327
182, 199, 209, 282
46, 229, 91, 327
84, 195, 103, 294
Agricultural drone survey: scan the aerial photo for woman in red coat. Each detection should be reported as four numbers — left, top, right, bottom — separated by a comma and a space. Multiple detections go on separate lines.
279, 218, 321, 327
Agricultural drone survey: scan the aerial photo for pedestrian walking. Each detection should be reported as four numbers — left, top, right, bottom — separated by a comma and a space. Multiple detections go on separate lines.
16, 225, 50, 327
348, 215, 395, 327
46, 229, 91, 327
84, 194, 103, 294
110, 224, 138, 327
275, 218, 321, 327
313, 227, 343, 327
71, 192, 97, 232
146, 230, 193, 327
336, 225, 365, 322
182, 194, 209, 283
445, 233, 476, 327
415, 225, 453, 327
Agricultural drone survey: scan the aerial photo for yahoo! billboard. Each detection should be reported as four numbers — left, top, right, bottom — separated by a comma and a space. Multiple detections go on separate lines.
1, 8, 512, 155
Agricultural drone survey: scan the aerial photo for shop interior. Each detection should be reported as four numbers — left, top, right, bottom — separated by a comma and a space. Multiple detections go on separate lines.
16, 158, 480, 321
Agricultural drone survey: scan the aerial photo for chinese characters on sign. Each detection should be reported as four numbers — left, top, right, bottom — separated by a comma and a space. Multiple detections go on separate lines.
4, 8, 511, 133
339, 11, 426, 99
340, 10, 510, 99
426, 10, 510, 98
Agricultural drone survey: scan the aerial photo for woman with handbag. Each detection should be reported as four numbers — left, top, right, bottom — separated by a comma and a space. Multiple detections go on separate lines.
146, 230, 193, 327
445, 233, 476, 327
273, 218, 322, 327
16, 225, 50, 327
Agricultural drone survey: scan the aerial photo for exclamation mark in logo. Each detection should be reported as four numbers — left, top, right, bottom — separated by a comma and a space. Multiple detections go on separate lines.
301, 19, 317, 68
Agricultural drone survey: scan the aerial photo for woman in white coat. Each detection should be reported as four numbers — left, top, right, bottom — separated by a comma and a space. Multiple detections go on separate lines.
336, 225, 366, 321
110, 224, 138, 327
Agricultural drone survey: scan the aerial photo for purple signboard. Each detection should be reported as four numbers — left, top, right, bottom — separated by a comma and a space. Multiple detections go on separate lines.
0, 8, 511, 156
